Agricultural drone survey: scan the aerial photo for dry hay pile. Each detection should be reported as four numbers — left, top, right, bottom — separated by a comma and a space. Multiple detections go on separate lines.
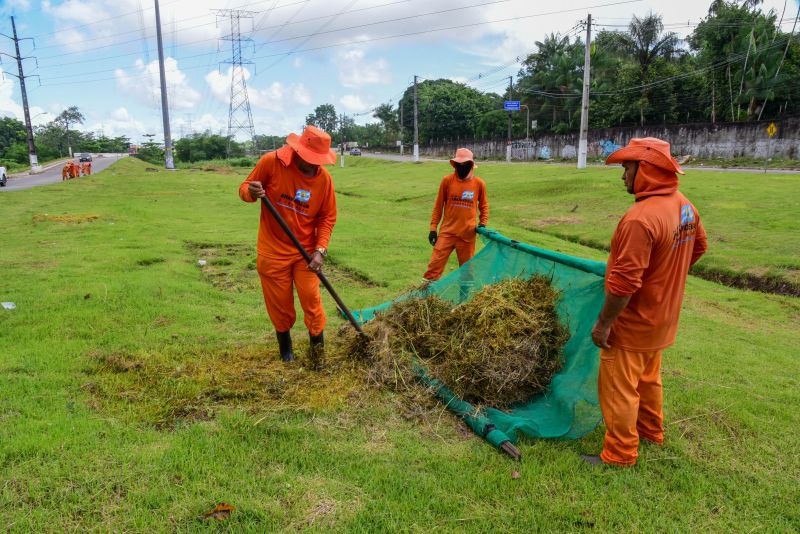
336, 276, 569, 408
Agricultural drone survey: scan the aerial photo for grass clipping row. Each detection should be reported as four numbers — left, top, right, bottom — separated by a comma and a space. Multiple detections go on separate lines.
336, 276, 569, 409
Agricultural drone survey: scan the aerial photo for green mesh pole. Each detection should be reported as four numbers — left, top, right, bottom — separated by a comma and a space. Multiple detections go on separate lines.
413, 363, 520, 458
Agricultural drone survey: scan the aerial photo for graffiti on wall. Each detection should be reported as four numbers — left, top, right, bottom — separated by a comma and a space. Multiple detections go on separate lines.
561, 144, 577, 159
598, 139, 622, 157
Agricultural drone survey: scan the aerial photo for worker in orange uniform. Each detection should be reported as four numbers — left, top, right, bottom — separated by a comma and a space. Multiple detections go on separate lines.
583, 137, 708, 467
423, 148, 489, 282
82, 161, 92, 176
238, 126, 337, 368
70, 161, 79, 178
62, 163, 70, 181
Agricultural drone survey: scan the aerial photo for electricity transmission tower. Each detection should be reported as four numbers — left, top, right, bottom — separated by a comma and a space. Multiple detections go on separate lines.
214, 9, 257, 155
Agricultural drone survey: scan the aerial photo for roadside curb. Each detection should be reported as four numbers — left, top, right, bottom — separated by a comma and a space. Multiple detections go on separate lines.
8, 158, 73, 180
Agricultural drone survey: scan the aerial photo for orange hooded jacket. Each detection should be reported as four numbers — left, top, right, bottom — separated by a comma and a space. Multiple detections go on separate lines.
605, 161, 708, 351
239, 145, 337, 257
429, 170, 489, 241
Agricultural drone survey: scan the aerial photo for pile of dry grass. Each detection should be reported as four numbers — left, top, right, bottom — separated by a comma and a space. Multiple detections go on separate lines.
334, 276, 569, 408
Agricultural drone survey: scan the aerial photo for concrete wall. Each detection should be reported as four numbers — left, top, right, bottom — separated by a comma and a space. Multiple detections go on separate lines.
418, 117, 800, 161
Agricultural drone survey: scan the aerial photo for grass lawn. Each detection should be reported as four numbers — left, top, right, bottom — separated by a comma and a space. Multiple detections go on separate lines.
0, 156, 798, 531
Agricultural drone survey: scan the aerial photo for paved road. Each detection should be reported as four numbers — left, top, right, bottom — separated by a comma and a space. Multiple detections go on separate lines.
1, 153, 126, 192
360, 151, 800, 173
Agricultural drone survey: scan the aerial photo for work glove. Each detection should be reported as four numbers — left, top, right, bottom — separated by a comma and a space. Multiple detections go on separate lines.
428, 231, 438, 246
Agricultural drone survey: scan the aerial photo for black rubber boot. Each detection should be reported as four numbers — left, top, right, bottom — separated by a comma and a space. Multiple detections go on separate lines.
276, 331, 294, 362
309, 332, 325, 371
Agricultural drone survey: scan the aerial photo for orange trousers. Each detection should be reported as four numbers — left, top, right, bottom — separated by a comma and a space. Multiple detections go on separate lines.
423, 234, 475, 281
598, 346, 664, 466
256, 253, 325, 335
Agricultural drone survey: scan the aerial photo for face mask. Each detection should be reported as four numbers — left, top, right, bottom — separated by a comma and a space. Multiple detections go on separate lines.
455, 162, 472, 179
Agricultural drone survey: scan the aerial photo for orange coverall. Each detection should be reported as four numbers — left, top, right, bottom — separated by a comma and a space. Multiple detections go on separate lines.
82, 162, 91, 175
600, 162, 707, 466
239, 145, 337, 335
423, 171, 489, 281
62, 164, 70, 181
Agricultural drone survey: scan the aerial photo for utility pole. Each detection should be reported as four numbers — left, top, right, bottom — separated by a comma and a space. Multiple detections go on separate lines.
413, 75, 419, 162
577, 13, 592, 169
215, 9, 257, 156
506, 76, 513, 162
340, 113, 346, 168
1, 17, 42, 173
399, 100, 404, 156
154, 0, 174, 169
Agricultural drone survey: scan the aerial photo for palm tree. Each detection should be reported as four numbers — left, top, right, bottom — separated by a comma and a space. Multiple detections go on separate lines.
606, 14, 681, 125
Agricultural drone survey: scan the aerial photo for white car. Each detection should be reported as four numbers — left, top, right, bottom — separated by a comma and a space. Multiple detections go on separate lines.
0, 166, 6, 187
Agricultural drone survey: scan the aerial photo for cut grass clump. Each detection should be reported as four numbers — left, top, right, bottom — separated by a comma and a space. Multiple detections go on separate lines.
32, 213, 99, 224
335, 276, 569, 408
85, 345, 364, 428
136, 257, 166, 267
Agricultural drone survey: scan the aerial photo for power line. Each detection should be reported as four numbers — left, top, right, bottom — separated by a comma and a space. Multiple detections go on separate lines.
39, 0, 647, 88
41, 0, 646, 86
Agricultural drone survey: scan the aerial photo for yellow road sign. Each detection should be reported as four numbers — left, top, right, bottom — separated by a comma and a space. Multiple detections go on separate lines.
767, 122, 777, 138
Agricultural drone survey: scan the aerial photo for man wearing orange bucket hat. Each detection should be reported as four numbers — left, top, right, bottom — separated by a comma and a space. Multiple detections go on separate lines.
583, 137, 708, 467
239, 126, 338, 367
422, 147, 489, 282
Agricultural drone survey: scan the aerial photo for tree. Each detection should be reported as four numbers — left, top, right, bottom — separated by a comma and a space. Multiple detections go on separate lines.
398, 79, 498, 143
0, 117, 27, 164
174, 133, 237, 162
603, 14, 681, 125
518, 33, 585, 131
56, 106, 85, 156
305, 104, 338, 134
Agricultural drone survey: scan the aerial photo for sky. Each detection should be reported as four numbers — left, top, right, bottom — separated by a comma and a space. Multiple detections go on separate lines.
0, 0, 793, 144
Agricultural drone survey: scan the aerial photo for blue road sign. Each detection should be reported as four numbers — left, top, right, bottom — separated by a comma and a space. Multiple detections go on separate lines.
504, 100, 521, 111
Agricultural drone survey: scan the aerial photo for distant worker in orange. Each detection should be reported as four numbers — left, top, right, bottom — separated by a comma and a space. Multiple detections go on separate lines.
62, 163, 70, 181
70, 161, 79, 178
82, 161, 92, 176
238, 126, 337, 368
423, 148, 489, 282
584, 138, 708, 467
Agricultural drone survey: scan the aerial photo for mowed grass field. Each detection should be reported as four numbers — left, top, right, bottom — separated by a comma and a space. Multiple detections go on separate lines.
0, 156, 798, 532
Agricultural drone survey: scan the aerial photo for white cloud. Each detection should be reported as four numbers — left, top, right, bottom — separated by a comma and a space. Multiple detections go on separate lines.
116, 57, 201, 111
206, 66, 311, 111
41, 0, 221, 53
86, 106, 145, 139
0, 0, 32, 16
339, 94, 371, 113
335, 49, 391, 88
0, 68, 51, 125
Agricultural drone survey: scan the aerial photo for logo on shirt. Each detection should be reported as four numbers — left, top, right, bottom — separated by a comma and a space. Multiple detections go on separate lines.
294, 189, 311, 202
680, 205, 694, 225
673, 204, 697, 249
461, 190, 475, 201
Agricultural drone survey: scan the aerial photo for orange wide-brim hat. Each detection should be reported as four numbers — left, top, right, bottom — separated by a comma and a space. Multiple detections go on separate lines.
286, 125, 337, 166
449, 147, 478, 168
605, 137, 684, 175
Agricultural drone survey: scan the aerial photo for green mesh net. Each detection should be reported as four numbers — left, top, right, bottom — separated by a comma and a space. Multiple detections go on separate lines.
349, 228, 607, 453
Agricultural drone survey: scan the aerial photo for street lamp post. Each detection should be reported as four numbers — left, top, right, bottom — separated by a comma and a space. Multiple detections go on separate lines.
520, 105, 530, 140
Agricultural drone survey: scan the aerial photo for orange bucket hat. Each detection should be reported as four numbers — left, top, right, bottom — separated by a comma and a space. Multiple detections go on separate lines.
450, 147, 478, 168
605, 137, 684, 175
286, 125, 337, 165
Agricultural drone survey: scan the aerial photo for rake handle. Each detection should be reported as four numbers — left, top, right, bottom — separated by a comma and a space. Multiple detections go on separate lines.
259, 195, 365, 335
